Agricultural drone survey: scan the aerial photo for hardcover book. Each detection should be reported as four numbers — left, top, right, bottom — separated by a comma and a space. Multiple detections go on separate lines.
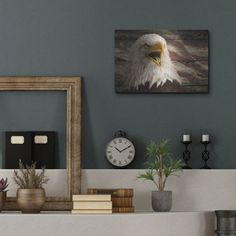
72, 194, 111, 202
5, 131, 56, 169
112, 197, 133, 207
112, 207, 135, 213
73, 201, 112, 210
87, 188, 134, 197
71, 209, 112, 214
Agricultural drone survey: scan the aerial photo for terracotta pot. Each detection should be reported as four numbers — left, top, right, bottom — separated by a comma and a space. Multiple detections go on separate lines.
152, 191, 172, 212
0, 191, 7, 212
17, 188, 45, 213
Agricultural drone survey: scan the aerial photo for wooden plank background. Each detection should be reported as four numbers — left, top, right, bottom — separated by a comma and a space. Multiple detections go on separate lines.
115, 30, 209, 93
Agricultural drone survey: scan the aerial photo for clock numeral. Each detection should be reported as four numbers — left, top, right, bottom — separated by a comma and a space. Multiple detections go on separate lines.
109, 145, 113, 148
128, 155, 133, 160
113, 159, 117, 163
124, 160, 128, 164
129, 150, 133, 154
107, 150, 111, 153
108, 155, 113, 160
113, 140, 117, 145
119, 161, 122, 165
119, 139, 122, 143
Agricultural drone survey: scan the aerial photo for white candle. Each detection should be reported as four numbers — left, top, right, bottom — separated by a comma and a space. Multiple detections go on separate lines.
183, 134, 191, 142
202, 134, 210, 142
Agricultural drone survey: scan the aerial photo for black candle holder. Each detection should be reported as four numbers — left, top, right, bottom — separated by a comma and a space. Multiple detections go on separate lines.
181, 141, 192, 169
200, 141, 211, 169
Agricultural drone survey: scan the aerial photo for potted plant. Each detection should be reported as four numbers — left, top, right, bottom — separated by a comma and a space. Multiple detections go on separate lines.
13, 160, 49, 213
137, 139, 183, 212
0, 178, 8, 212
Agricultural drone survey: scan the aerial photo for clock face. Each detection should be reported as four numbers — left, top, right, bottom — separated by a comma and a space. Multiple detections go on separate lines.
106, 137, 135, 167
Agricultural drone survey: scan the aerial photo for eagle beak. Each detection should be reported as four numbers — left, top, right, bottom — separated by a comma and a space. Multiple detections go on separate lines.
148, 43, 164, 66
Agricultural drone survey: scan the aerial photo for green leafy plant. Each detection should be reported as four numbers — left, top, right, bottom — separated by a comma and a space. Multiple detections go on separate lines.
137, 139, 184, 191
0, 178, 8, 192
13, 160, 49, 189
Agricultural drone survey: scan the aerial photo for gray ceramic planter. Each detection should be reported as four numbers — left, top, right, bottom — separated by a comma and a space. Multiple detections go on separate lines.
152, 191, 172, 212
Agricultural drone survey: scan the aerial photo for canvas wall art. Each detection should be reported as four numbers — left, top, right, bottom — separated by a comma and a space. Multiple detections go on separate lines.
115, 30, 209, 93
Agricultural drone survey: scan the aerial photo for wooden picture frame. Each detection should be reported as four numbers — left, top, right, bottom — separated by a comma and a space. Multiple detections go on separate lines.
0, 77, 81, 210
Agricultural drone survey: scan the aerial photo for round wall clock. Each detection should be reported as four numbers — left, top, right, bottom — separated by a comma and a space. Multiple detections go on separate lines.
105, 131, 135, 168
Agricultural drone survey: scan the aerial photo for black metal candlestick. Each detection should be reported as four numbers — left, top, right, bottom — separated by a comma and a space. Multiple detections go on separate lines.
181, 141, 192, 169
200, 141, 211, 169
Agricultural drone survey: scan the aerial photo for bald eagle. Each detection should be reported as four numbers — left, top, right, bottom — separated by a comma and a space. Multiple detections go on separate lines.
126, 34, 182, 90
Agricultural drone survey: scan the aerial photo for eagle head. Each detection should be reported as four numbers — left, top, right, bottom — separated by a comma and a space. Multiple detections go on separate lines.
126, 34, 181, 90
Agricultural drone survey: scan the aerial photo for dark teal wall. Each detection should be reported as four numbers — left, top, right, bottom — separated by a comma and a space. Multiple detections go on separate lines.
0, 0, 236, 169
0, 91, 66, 169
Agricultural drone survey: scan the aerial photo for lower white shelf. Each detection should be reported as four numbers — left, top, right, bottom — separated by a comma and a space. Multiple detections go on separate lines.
0, 211, 215, 236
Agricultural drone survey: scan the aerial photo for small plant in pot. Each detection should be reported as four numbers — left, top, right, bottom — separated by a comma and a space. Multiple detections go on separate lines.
0, 178, 8, 212
13, 160, 49, 213
137, 139, 183, 212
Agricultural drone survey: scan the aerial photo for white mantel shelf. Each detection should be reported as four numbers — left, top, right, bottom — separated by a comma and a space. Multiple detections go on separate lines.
0, 211, 215, 236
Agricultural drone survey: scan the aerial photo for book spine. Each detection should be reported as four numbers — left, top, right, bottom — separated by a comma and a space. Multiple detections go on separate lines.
71, 209, 112, 214
72, 194, 111, 201
73, 201, 112, 210
87, 189, 133, 197
112, 207, 135, 213
112, 197, 133, 207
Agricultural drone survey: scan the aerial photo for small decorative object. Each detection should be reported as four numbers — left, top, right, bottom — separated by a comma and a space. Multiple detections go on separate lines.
0, 178, 8, 212
137, 139, 183, 212
72, 194, 112, 214
13, 160, 49, 213
105, 131, 135, 168
87, 188, 134, 213
202, 134, 210, 142
182, 134, 192, 169
115, 30, 209, 93
183, 134, 191, 142
201, 134, 211, 169
215, 210, 236, 235
5, 131, 56, 169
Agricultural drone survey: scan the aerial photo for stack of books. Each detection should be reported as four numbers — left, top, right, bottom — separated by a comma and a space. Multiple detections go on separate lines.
71, 194, 112, 214
87, 188, 134, 213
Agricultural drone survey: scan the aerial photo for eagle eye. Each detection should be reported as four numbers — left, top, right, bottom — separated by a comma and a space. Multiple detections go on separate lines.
140, 43, 150, 49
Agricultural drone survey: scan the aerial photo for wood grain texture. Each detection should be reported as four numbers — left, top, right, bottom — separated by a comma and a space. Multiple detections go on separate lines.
0, 77, 81, 211
115, 30, 209, 93
87, 188, 134, 197
112, 197, 133, 207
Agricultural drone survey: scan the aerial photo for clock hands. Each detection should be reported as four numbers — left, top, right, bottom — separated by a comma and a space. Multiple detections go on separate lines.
114, 145, 131, 153
115, 147, 121, 153
120, 145, 131, 152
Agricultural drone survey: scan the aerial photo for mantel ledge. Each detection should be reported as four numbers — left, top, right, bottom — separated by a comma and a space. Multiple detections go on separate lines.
0, 210, 214, 215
